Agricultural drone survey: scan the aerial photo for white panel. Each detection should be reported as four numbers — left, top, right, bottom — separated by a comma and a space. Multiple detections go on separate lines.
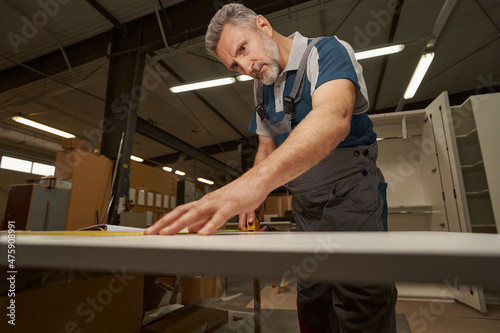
472, 93, 500, 231
2, 232, 500, 289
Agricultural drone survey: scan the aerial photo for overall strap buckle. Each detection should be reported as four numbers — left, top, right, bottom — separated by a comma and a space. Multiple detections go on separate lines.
256, 103, 269, 121
284, 96, 295, 119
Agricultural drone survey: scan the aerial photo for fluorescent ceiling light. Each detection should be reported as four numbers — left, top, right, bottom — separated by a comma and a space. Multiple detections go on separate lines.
1, 156, 32, 173
355, 44, 405, 60
197, 177, 214, 185
131, 155, 144, 162
170, 77, 236, 93
404, 52, 435, 99
163, 166, 172, 172
32, 162, 55, 176
174, 170, 185, 176
12, 116, 75, 138
236, 75, 253, 82
169, 45, 404, 94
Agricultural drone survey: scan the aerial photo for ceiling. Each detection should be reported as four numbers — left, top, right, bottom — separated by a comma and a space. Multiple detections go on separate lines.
0, 0, 499, 186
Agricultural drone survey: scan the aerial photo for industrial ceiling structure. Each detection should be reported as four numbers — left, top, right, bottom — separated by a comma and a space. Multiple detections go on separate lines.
0, 0, 499, 186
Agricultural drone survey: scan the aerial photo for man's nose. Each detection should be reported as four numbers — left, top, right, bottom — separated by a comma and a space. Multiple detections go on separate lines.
240, 59, 253, 75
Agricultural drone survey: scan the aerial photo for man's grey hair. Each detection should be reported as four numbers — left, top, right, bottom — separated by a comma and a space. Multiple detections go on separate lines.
205, 3, 258, 58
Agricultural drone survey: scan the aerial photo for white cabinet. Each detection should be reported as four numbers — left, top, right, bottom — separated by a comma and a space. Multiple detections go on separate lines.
372, 92, 499, 234
451, 94, 500, 233
370, 92, 500, 312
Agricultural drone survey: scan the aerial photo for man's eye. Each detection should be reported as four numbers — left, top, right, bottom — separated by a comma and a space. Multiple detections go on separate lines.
231, 63, 238, 70
240, 44, 246, 52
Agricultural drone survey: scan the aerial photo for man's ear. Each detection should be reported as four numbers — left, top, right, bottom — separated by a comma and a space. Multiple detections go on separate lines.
255, 15, 272, 36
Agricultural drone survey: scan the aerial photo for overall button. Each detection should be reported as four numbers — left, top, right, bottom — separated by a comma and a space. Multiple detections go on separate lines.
363, 149, 369, 156
353, 150, 360, 157
361, 170, 368, 176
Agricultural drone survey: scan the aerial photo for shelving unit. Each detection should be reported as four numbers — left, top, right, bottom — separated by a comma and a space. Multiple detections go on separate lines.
450, 94, 499, 234
371, 92, 500, 312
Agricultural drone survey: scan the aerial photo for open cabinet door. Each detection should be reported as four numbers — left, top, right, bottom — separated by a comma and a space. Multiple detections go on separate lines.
424, 92, 486, 312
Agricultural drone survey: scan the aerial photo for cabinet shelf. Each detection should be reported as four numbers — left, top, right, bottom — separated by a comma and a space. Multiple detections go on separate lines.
471, 225, 497, 234
377, 134, 421, 141
456, 128, 478, 145
465, 189, 490, 198
370, 110, 426, 139
388, 206, 433, 215
461, 160, 484, 172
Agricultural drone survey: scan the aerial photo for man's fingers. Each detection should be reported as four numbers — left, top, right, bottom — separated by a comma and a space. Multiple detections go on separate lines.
238, 213, 248, 231
247, 211, 256, 222
145, 203, 196, 234
158, 206, 205, 235
188, 220, 209, 233
198, 213, 228, 235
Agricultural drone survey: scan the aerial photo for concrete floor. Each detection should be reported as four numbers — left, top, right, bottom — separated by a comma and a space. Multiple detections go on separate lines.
206, 276, 410, 333
206, 277, 500, 333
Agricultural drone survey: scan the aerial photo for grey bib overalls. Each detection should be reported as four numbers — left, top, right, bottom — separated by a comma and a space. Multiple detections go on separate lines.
255, 38, 397, 333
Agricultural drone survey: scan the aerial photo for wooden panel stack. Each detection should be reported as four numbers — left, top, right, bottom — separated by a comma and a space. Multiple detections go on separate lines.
55, 142, 113, 230
129, 161, 177, 224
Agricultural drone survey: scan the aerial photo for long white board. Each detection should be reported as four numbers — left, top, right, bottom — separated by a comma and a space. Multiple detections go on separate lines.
1, 231, 499, 288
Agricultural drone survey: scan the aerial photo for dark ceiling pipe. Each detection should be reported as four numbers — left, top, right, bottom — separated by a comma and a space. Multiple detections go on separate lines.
86, 0, 128, 34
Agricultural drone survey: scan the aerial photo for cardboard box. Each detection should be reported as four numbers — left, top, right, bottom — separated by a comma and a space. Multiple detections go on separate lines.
156, 275, 224, 305
120, 211, 148, 228
265, 195, 293, 217
61, 137, 90, 151
182, 275, 224, 304
55, 148, 92, 180
0, 274, 144, 333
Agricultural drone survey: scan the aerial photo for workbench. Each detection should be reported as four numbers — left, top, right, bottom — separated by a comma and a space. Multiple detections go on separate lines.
2, 231, 500, 288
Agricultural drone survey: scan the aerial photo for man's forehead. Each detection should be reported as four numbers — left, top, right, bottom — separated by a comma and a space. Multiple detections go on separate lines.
216, 24, 246, 58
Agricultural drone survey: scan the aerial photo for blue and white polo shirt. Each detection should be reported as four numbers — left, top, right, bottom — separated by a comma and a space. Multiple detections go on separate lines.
248, 32, 376, 147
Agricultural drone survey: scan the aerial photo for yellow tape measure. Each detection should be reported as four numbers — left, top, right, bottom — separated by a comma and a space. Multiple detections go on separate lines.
246, 216, 260, 232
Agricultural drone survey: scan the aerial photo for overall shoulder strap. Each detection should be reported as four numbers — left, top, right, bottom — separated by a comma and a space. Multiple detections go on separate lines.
284, 37, 323, 118
255, 82, 268, 121
255, 36, 323, 121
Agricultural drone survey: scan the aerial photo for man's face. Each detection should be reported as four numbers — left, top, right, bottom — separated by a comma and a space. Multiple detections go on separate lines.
216, 23, 280, 85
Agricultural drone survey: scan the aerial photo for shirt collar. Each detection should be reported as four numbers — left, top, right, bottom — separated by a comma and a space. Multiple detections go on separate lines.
283, 31, 308, 73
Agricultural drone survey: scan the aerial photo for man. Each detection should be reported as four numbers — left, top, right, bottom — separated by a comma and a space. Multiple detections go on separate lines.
146, 3, 397, 332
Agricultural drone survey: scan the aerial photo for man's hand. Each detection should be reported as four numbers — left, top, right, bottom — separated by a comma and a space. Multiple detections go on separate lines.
145, 175, 269, 235
238, 202, 265, 231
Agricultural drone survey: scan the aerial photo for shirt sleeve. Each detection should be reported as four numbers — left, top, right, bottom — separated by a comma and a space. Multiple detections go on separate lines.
307, 36, 370, 114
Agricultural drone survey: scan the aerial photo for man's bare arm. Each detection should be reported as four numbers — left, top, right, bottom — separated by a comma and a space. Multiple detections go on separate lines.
145, 78, 355, 235
236, 135, 277, 230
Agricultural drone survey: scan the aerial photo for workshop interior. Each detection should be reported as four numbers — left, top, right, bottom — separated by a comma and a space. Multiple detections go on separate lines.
0, 0, 499, 332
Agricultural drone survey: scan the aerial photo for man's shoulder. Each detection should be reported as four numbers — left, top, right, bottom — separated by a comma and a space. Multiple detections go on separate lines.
313, 36, 352, 56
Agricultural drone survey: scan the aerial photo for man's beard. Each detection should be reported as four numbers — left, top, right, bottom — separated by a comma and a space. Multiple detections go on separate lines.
252, 32, 280, 85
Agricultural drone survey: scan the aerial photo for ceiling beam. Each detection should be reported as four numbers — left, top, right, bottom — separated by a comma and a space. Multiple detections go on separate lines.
136, 117, 242, 177
154, 58, 247, 139
0, 0, 311, 93
370, 0, 405, 111
395, 0, 458, 111
0, 32, 111, 93
149, 139, 246, 165
86, 0, 127, 34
